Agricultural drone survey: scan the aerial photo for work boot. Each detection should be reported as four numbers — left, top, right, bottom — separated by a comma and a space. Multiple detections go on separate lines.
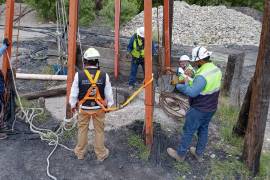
0, 132, 8, 140
167, 148, 185, 162
190, 147, 203, 162
97, 148, 109, 162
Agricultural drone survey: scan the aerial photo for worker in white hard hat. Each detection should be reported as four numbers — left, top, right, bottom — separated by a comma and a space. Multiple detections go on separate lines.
127, 27, 145, 90
69, 47, 114, 161
167, 46, 222, 162
0, 38, 10, 140
171, 55, 195, 85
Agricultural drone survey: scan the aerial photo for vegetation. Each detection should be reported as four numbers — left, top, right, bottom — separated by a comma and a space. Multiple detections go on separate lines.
128, 134, 150, 161
100, 0, 139, 27
23, 0, 95, 26
184, 0, 265, 11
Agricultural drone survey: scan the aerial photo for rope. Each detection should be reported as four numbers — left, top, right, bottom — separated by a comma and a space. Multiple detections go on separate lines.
5, 51, 74, 180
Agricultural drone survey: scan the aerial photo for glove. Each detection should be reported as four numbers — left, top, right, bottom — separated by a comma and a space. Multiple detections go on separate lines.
171, 78, 179, 85
3, 38, 9, 47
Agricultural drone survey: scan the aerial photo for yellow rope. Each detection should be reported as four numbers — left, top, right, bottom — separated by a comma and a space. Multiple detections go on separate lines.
105, 75, 154, 112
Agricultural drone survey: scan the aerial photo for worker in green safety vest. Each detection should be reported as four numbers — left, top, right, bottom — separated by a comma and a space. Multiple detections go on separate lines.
127, 27, 145, 90
167, 46, 222, 162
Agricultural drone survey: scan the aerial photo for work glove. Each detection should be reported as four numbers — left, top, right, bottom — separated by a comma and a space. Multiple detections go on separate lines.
170, 78, 179, 85
3, 38, 9, 47
125, 53, 131, 59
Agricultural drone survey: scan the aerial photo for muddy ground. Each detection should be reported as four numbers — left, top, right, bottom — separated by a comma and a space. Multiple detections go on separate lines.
1, 116, 233, 180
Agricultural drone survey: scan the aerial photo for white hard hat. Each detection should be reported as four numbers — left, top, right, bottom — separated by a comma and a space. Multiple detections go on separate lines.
136, 27, 144, 38
191, 46, 212, 62
83, 48, 100, 61
179, 55, 190, 61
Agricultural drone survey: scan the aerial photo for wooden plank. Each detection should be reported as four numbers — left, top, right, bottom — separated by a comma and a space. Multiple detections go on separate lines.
222, 52, 245, 107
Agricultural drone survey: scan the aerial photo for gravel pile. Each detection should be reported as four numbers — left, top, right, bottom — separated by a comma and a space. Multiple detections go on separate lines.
121, 1, 262, 46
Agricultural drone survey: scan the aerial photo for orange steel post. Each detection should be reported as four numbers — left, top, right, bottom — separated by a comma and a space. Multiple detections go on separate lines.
2, 0, 15, 80
163, 0, 170, 70
114, 0, 121, 79
144, 0, 153, 148
66, 0, 79, 118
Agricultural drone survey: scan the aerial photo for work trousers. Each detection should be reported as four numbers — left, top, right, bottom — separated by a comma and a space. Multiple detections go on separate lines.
128, 57, 144, 86
74, 109, 108, 160
177, 107, 216, 156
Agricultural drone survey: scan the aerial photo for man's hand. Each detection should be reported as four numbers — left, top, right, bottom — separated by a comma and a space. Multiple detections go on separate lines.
71, 107, 77, 113
125, 53, 131, 59
184, 69, 193, 77
3, 38, 9, 47
171, 78, 178, 85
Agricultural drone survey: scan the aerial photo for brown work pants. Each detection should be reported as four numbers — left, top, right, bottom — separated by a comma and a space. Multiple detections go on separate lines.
74, 109, 108, 160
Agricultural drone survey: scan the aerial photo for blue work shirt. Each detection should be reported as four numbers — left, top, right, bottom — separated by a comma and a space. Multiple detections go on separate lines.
176, 75, 206, 98
127, 34, 158, 55
0, 44, 7, 57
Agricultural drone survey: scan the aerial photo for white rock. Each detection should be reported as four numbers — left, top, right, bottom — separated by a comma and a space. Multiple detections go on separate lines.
210, 154, 216, 159
121, 1, 262, 46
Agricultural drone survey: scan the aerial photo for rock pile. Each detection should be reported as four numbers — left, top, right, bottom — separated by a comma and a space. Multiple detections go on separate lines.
121, 1, 262, 46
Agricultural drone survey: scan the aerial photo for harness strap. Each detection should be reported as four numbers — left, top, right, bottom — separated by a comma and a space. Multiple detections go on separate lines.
78, 70, 105, 108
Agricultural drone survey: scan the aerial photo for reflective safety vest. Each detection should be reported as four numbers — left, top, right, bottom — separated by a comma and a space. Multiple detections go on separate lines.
189, 62, 222, 112
178, 64, 195, 81
131, 35, 144, 59
78, 69, 107, 111
195, 62, 222, 95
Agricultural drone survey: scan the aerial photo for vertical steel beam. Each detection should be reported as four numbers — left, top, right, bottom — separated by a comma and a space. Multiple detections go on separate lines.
114, 0, 121, 79
2, 0, 15, 80
144, 0, 153, 148
66, 0, 79, 118
163, 0, 170, 70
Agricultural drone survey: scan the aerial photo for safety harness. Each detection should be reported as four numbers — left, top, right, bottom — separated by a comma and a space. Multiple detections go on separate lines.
78, 70, 107, 112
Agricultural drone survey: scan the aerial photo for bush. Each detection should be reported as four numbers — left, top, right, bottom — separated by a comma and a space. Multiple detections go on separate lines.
100, 0, 139, 27
184, 0, 264, 11
23, 0, 95, 26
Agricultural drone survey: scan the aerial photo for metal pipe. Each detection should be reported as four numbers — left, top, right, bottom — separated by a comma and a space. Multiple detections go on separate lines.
16, 73, 67, 81
144, 0, 153, 148
114, 0, 121, 80
163, 0, 171, 71
66, 0, 79, 119
2, 0, 15, 80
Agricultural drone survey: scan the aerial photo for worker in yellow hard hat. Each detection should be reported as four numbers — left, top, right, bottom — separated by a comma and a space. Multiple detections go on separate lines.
69, 47, 114, 161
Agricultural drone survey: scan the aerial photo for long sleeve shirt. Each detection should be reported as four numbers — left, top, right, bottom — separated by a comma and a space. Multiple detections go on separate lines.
0, 44, 7, 57
69, 68, 114, 109
176, 75, 206, 98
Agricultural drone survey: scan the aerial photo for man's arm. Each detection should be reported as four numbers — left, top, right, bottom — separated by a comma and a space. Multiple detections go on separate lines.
176, 75, 206, 98
104, 73, 114, 107
69, 72, 79, 109
127, 34, 135, 53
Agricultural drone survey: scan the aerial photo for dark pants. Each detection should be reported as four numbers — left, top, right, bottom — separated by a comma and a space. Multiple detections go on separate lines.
128, 57, 144, 86
177, 107, 216, 156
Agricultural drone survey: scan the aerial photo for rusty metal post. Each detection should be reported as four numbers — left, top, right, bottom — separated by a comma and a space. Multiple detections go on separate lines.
66, 0, 79, 119
2, 0, 15, 80
163, 0, 170, 70
242, 0, 270, 175
114, 0, 121, 79
144, 0, 153, 148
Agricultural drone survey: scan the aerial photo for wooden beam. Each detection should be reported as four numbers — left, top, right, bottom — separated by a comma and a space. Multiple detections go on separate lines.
2, 0, 15, 80
242, 0, 270, 175
144, 0, 153, 148
21, 87, 66, 100
66, 0, 79, 119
